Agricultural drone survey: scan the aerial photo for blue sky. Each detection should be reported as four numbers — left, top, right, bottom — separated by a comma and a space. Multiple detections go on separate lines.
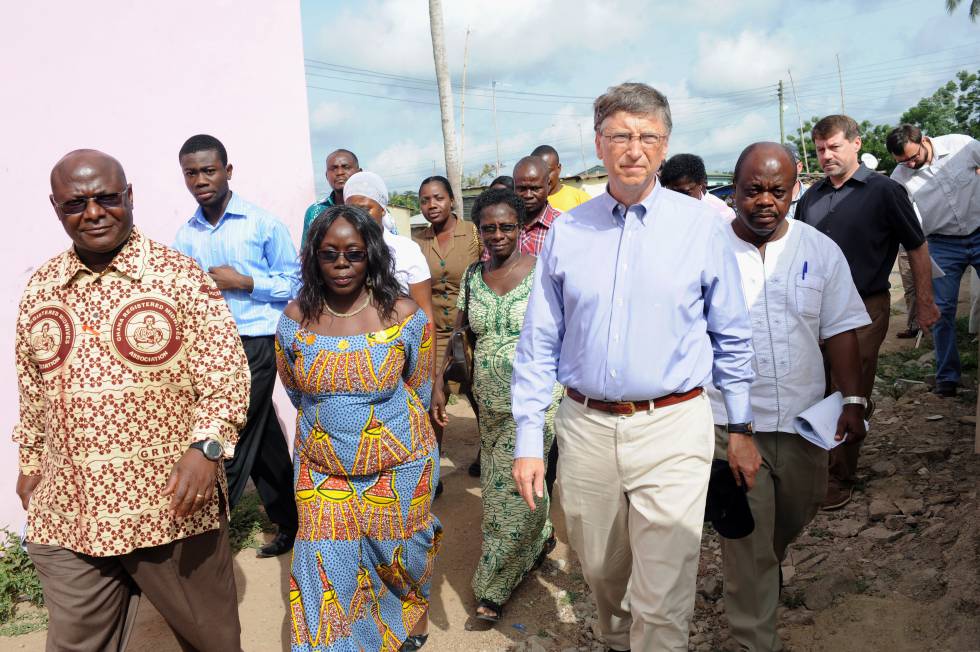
300, 0, 979, 193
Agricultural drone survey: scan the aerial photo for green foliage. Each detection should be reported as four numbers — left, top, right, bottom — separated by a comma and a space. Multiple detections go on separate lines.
229, 490, 275, 553
945, 0, 979, 22
0, 530, 44, 626
462, 162, 496, 189
899, 70, 980, 139
876, 316, 976, 390
389, 191, 420, 213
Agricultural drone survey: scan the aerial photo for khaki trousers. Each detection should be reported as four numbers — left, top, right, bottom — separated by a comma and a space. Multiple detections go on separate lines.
897, 247, 917, 331
714, 427, 827, 652
827, 291, 890, 488
556, 392, 714, 651
28, 517, 241, 652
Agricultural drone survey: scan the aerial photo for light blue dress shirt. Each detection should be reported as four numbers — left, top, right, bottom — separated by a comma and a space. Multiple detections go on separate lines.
512, 182, 756, 458
173, 192, 300, 337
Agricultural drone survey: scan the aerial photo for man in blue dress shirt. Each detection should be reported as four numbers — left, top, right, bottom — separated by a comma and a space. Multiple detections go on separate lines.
511, 83, 757, 652
174, 134, 300, 558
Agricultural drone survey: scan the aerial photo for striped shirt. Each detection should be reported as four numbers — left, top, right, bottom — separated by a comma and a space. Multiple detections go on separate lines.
174, 193, 300, 337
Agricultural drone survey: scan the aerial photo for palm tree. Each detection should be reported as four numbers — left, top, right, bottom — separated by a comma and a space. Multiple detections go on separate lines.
946, 0, 979, 21
427, 0, 463, 210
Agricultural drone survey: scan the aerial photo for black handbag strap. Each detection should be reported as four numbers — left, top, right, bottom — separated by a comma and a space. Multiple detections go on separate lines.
461, 261, 480, 331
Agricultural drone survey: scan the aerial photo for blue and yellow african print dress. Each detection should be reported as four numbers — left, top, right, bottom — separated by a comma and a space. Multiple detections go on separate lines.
275, 308, 441, 652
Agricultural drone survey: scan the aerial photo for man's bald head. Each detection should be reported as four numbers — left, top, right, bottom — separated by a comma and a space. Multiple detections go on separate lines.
50, 149, 127, 191
513, 156, 551, 217
733, 142, 796, 187
732, 142, 797, 244
49, 149, 134, 267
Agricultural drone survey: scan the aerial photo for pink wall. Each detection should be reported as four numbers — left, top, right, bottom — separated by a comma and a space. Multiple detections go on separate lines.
0, 2, 313, 531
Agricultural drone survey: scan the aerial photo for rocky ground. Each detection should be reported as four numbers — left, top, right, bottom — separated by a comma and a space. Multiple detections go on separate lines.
4, 291, 978, 651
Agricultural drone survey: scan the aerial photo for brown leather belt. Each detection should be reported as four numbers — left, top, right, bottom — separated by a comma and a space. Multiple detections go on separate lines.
566, 386, 703, 416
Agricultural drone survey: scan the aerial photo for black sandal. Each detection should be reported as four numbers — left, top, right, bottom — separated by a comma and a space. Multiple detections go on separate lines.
401, 633, 428, 651
476, 599, 503, 623
532, 533, 558, 571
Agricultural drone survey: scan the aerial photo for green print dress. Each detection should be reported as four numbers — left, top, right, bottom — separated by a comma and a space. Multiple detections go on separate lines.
459, 263, 564, 605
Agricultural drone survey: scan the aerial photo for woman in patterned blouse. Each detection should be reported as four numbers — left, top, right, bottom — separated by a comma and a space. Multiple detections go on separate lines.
430, 189, 563, 623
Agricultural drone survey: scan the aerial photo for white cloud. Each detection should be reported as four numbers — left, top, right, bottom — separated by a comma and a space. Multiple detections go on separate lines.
310, 101, 346, 130
692, 30, 797, 94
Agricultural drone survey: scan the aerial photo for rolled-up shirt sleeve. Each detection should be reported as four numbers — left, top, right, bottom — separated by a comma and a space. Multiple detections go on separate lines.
702, 222, 756, 424
512, 232, 565, 459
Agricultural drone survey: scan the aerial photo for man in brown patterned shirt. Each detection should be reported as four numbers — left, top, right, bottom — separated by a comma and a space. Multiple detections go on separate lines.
13, 149, 250, 651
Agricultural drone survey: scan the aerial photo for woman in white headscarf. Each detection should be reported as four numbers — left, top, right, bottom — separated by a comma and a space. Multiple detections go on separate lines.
343, 170, 436, 355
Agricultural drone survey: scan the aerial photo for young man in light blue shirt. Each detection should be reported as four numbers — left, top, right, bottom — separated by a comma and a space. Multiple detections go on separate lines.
174, 134, 300, 558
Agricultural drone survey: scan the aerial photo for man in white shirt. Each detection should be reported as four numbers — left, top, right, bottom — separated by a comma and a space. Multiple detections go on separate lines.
888, 124, 980, 397
710, 143, 870, 651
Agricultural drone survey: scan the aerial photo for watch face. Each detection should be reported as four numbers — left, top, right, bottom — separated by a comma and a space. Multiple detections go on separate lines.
204, 440, 223, 460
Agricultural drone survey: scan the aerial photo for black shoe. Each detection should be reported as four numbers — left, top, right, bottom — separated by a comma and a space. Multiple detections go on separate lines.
933, 382, 958, 398
401, 634, 428, 651
256, 531, 295, 558
467, 457, 481, 477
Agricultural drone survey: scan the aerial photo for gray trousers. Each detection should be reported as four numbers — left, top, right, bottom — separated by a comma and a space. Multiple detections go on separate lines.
714, 427, 827, 652
28, 517, 241, 652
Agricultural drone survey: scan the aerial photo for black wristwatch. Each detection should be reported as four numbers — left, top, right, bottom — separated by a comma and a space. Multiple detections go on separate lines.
727, 422, 754, 436
189, 439, 223, 462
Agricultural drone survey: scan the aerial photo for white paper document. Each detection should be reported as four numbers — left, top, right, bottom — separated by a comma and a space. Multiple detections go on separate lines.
793, 392, 869, 451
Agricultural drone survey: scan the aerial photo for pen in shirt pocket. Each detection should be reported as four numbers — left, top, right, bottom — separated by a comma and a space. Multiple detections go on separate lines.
802, 261, 808, 280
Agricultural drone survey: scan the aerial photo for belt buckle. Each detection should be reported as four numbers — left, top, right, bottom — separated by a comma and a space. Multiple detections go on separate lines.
619, 401, 636, 416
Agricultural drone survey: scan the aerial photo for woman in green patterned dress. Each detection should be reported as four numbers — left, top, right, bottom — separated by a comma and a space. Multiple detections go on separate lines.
430, 188, 562, 623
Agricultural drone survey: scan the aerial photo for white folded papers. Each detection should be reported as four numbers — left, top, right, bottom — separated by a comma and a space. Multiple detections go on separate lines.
793, 392, 869, 450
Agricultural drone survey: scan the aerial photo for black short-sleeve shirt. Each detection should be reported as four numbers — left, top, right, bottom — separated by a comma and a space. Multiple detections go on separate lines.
796, 164, 925, 298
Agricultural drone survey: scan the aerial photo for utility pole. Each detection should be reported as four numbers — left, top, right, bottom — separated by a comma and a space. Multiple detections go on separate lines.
777, 80, 785, 144
427, 0, 462, 206
458, 26, 471, 204
491, 79, 501, 176
578, 123, 587, 173
787, 69, 811, 174
836, 53, 845, 113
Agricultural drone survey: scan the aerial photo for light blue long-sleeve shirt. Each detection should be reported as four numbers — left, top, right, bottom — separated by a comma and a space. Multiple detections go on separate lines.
512, 182, 756, 458
173, 192, 300, 337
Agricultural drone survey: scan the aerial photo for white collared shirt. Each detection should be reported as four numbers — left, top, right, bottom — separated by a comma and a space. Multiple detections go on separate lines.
383, 229, 430, 291
890, 134, 980, 236
708, 219, 870, 432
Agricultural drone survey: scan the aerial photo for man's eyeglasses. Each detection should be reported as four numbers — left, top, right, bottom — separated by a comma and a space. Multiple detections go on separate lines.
478, 223, 519, 235
602, 132, 667, 148
316, 249, 368, 263
54, 185, 131, 215
895, 144, 923, 167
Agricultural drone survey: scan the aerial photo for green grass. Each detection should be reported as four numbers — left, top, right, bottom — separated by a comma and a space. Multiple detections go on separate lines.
0, 530, 44, 633
876, 316, 976, 386
229, 490, 275, 553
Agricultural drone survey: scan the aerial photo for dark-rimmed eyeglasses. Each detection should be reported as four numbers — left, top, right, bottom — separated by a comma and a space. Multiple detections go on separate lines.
316, 249, 368, 263
54, 185, 131, 215
478, 223, 519, 235
894, 144, 923, 167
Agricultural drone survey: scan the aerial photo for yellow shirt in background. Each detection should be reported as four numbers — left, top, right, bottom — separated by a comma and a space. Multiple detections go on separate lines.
547, 183, 593, 212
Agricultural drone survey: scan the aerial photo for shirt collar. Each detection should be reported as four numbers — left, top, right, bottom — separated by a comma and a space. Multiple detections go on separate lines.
817, 163, 871, 190
419, 214, 469, 239
928, 137, 951, 160
526, 204, 560, 229
190, 191, 247, 228
58, 227, 148, 286
605, 179, 661, 223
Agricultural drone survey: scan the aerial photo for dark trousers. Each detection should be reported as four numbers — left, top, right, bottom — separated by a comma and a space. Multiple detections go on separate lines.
227, 336, 297, 535
825, 291, 890, 489
28, 518, 241, 652
545, 439, 560, 497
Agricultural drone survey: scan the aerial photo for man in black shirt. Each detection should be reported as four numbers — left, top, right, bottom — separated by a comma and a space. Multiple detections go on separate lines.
797, 114, 939, 510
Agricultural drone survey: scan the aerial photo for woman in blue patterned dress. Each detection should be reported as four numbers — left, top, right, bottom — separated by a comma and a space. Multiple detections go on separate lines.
276, 205, 440, 652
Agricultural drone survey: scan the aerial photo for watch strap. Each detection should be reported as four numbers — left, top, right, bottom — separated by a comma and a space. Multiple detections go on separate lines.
841, 395, 868, 408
